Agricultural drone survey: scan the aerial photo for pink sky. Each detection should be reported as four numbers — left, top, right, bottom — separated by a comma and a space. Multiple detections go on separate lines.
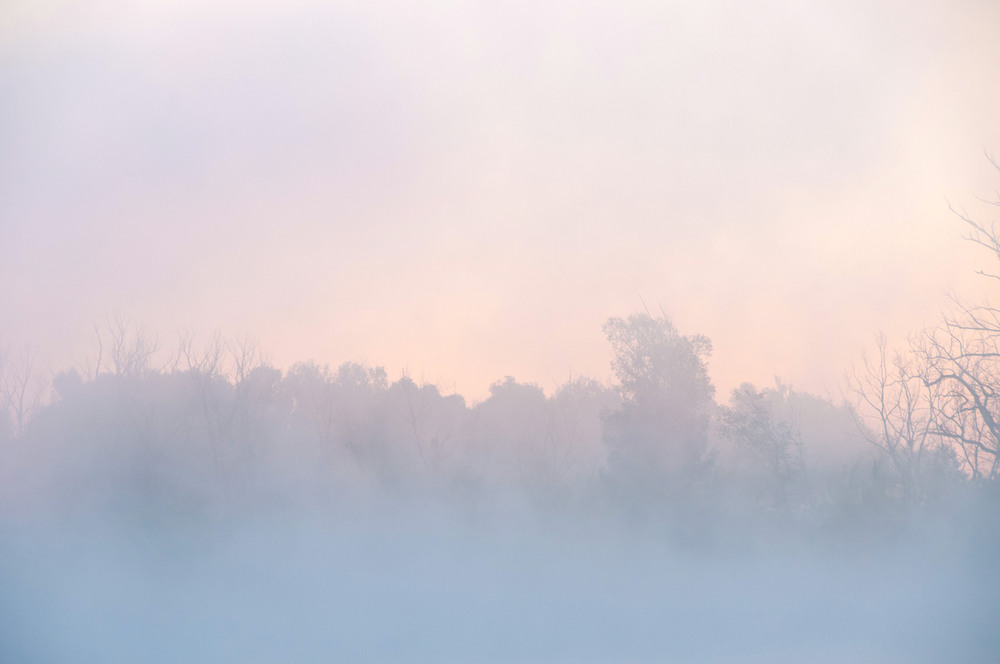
2, 0, 1000, 401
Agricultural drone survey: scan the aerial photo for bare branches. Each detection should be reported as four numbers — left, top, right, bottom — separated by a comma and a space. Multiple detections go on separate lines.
175, 331, 268, 385
848, 334, 941, 500
891, 156, 1000, 480
86, 316, 159, 379
914, 322, 1000, 480
0, 347, 47, 439
848, 156, 1000, 484
229, 336, 268, 386
177, 330, 225, 378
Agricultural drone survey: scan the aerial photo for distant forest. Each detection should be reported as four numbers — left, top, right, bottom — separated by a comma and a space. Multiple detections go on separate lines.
0, 305, 996, 542
3, 165, 1000, 541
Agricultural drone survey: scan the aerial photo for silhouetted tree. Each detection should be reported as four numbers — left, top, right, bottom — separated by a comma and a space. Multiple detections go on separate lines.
547, 377, 620, 483
384, 376, 467, 479
472, 377, 550, 490
848, 335, 961, 503
916, 302, 1000, 480
0, 347, 46, 439
848, 155, 999, 487
94, 316, 158, 379
720, 382, 805, 511
601, 313, 715, 513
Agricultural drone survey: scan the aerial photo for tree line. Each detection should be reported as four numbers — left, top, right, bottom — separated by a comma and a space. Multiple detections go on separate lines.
3, 165, 1000, 538
0, 308, 983, 537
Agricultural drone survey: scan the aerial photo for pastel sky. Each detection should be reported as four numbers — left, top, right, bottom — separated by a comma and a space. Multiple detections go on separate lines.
2, 0, 999, 401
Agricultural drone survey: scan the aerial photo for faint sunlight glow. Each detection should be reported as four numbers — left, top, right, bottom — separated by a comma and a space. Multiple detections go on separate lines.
1, 0, 999, 400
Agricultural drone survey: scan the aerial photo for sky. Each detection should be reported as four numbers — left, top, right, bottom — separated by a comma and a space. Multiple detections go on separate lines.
2, 0, 1000, 401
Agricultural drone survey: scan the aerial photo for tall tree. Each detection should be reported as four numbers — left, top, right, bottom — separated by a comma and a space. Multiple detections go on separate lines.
601, 313, 715, 510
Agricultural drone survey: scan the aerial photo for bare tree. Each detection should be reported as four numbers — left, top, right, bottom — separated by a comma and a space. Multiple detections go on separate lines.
849, 335, 945, 500
851, 154, 1000, 482
0, 347, 47, 439
228, 336, 267, 386
225, 336, 272, 454
912, 154, 1000, 479
174, 332, 269, 448
87, 316, 159, 379
0, 350, 10, 440
914, 306, 1000, 480
847, 155, 1000, 488
950, 151, 1000, 284
176, 330, 225, 378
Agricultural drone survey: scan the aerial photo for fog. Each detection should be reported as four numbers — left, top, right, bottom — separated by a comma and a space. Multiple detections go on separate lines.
3, 509, 996, 663
4, 0, 1000, 661
3, 0, 1000, 397
2, 314, 999, 661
